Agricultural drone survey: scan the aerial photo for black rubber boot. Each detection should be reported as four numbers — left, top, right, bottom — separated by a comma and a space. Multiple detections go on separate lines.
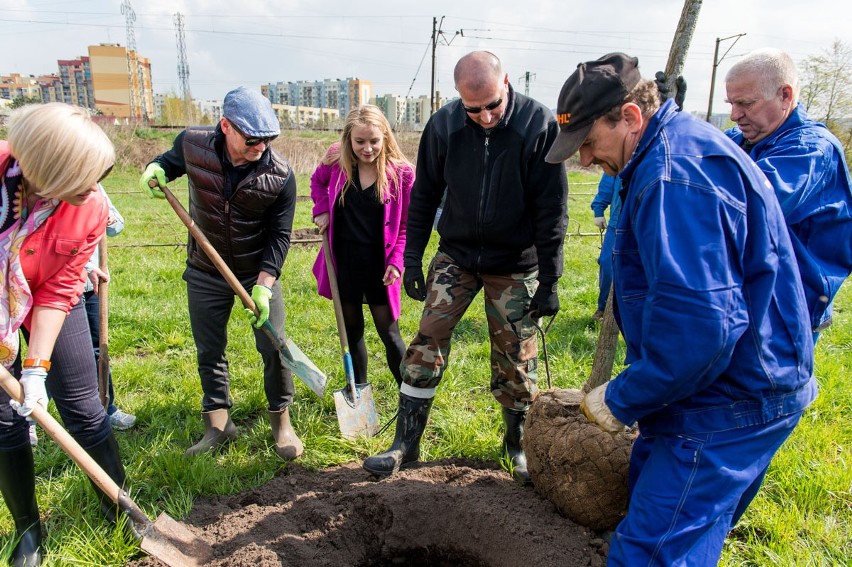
85, 433, 127, 523
363, 393, 433, 477
0, 444, 43, 567
503, 407, 532, 486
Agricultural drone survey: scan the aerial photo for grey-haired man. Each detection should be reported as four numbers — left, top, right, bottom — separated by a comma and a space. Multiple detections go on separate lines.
140, 86, 302, 460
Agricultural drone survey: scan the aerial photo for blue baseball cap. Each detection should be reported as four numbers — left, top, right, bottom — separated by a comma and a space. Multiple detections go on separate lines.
222, 86, 280, 138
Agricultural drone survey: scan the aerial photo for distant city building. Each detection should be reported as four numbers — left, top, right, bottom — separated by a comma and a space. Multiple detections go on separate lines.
88, 44, 154, 121
271, 103, 339, 129
57, 56, 94, 108
372, 92, 448, 131
196, 98, 223, 121
262, 78, 372, 121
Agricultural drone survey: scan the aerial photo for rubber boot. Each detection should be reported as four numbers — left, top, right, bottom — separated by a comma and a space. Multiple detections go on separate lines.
185, 409, 237, 457
268, 408, 303, 461
0, 444, 43, 567
85, 432, 127, 523
363, 393, 433, 477
503, 407, 532, 486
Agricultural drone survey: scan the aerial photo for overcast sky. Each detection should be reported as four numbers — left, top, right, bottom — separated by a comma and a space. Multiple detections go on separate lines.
1, 0, 849, 117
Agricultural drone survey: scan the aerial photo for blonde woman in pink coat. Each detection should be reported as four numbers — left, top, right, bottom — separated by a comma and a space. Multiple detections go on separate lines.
311, 105, 414, 387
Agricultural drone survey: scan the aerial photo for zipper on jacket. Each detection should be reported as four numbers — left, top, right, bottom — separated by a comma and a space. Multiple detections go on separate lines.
474, 131, 491, 272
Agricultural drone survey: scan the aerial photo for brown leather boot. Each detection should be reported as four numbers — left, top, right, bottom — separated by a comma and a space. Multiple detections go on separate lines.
269, 408, 303, 461
185, 409, 237, 456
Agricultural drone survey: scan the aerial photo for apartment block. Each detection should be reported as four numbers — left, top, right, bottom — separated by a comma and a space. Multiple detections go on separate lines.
88, 44, 154, 121
262, 78, 372, 124
57, 57, 94, 108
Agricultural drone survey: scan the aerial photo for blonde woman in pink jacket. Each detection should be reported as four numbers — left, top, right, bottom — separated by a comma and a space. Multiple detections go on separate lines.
311, 105, 414, 387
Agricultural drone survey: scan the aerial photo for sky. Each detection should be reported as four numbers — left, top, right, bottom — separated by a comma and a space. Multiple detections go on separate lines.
1, 0, 850, 117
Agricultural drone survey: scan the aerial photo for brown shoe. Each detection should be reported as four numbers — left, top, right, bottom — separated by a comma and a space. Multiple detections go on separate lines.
592, 310, 605, 322
269, 407, 304, 461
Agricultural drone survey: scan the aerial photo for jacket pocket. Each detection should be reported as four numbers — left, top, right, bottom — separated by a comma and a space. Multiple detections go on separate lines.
53, 238, 86, 257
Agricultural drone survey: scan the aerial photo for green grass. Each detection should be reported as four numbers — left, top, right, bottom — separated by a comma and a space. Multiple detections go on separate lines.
0, 165, 849, 566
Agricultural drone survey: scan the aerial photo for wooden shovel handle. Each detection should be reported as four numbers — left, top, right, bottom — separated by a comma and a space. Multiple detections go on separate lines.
321, 233, 349, 353
0, 366, 152, 527
97, 235, 110, 410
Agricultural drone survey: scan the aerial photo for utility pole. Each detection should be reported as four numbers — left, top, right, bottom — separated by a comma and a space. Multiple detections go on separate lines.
173, 12, 192, 126
430, 17, 439, 116
706, 33, 746, 122
663, 0, 703, 104
519, 71, 536, 97
120, 0, 138, 123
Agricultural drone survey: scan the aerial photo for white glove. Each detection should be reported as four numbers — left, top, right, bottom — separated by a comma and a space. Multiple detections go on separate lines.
593, 216, 607, 230
580, 383, 626, 434
10, 367, 48, 417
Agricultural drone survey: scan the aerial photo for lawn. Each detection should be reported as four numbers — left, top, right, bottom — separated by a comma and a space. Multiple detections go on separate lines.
0, 137, 849, 565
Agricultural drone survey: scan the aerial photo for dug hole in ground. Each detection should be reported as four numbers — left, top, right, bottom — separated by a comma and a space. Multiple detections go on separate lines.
128, 388, 633, 567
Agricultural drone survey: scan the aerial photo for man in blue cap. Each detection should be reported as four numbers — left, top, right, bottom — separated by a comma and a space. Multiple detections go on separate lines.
545, 53, 816, 565
140, 86, 302, 460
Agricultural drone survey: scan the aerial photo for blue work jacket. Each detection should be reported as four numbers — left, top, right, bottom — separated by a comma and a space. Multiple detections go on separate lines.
607, 100, 816, 435
727, 104, 852, 332
590, 173, 623, 229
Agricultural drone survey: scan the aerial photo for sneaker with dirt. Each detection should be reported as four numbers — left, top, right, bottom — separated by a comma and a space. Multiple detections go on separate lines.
29, 423, 38, 446
109, 409, 137, 430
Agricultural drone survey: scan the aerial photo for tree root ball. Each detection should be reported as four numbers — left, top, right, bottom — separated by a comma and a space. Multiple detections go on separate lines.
524, 388, 635, 530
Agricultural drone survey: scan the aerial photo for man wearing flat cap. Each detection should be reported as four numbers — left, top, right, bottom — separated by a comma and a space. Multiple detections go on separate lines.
140, 86, 302, 461
546, 53, 816, 564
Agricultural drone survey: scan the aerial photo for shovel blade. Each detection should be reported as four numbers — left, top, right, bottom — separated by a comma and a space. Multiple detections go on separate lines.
334, 382, 380, 441
139, 513, 214, 567
281, 338, 327, 398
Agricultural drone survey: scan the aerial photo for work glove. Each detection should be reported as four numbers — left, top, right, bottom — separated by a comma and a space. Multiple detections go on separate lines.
529, 278, 560, 319
593, 216, 607, 231
140, 163, 167, 198
246, 284, 273, 329
580, 383, 626, 434
654, 71, 687, 110
9, 367, 49, 418
403, 266, 427, 301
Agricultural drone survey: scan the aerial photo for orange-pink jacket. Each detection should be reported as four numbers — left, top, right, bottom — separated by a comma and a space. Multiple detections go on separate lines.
1, 142, 107, 330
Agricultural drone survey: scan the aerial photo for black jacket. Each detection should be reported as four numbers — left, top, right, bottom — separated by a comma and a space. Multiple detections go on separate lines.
152, 126, 297, 279
404, 85, 568, 281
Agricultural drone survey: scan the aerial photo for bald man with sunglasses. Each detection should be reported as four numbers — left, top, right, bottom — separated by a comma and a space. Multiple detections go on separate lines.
362, 51, 568, 485
140, 86, 303, 462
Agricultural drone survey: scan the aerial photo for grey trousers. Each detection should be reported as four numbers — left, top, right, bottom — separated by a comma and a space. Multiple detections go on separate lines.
183, 265, 294, 412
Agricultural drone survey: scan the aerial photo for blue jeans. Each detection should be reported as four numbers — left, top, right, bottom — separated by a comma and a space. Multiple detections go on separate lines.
83, 291, 117, 415
612, 412, 803, 566
0, 301, 111, 450
597, 227, 615, 312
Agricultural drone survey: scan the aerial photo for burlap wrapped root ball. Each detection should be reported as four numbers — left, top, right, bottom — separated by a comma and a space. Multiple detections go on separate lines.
524, 388, 635, 530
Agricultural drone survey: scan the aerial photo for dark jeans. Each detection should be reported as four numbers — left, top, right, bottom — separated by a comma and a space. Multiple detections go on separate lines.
0, 301, 111, 450
83, 290, 117, 415
183, 265, 294, 412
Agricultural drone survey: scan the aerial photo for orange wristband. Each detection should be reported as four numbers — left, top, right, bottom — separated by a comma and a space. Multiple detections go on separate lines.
23, 358, 51, 371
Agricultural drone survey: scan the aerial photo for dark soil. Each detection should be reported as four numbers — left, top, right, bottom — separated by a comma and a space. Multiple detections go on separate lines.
128, 458, 609, 566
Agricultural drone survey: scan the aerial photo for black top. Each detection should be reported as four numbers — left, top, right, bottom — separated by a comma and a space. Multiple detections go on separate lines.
334, 172, 383, 247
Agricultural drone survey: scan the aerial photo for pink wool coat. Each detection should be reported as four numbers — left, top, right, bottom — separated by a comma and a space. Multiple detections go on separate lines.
310, 151, 415, 321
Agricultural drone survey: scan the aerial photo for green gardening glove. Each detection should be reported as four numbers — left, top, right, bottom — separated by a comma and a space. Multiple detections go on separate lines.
246, 285, 273, 329
140, 163, 167, 198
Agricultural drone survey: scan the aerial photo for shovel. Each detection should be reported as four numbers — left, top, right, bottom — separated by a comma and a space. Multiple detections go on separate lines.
97, 235, 110, 410
0, 366, 213, 567
321, 233, 379, 440
156, 182, 327, 398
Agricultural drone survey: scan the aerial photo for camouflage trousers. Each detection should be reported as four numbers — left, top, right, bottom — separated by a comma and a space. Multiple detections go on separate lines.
401, 251, 539, 410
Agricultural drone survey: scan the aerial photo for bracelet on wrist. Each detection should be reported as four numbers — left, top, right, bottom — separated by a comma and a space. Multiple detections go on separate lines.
23, 358, 51, 371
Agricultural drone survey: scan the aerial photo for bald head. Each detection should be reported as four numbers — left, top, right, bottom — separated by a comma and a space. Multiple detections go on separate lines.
454, 51, 503, 94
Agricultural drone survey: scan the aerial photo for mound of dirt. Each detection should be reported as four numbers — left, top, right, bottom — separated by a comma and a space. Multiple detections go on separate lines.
129, 459, 610, 566
525, 389, 634, 530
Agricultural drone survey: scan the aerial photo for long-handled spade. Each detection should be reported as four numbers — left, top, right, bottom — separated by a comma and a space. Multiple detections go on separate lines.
155, 182, 327, 398
97, 235, 110, 410
0, 366, 214, 567
322, 233, 380, 440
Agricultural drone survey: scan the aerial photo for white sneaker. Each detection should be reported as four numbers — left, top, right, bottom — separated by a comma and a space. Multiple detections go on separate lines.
109, 409, 137, 431
29, 423, 38, 446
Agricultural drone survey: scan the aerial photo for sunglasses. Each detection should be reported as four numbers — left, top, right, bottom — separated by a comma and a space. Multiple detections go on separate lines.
462, 97, 503, 114
228, 120, 278, 147
98, 164, 114, 183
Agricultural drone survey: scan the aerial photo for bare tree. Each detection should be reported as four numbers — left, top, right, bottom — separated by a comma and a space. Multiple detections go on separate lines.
799, 40, 852, 160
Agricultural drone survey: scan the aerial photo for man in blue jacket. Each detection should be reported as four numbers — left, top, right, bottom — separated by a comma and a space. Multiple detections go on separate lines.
725, 48, 852, 342
590, 173, 622, 321
545, 53, 816, 566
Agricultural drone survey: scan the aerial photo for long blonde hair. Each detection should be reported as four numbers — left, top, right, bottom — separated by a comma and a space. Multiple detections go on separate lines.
8, 103, 115, 200
323, 105, 410, 202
